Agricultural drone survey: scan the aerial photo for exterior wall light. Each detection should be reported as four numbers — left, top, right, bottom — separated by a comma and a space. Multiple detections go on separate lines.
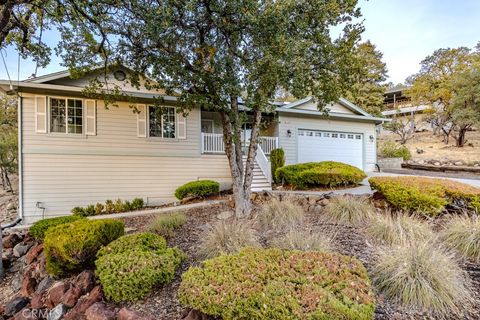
369, 135, 374, 142
287, 129, 292, 137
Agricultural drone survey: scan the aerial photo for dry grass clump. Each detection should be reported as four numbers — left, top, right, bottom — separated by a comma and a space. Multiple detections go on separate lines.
442, 215, 480, 263
371, 240, 473, 318
149, 212, 187, 237
256, 198, 304, 232
271, 229, 334, 252
323, 195, 375, 225
366, 212, 433, 245
198, 219, 259, 259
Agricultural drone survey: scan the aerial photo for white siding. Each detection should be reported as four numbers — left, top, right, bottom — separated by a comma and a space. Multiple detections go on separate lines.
20, 93, 232, 224
278, 113, 377, 172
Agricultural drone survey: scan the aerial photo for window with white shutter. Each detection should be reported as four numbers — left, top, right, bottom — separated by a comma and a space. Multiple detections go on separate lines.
85, 100, 96, 135
137, 104, 147, 137
35, 96, 47, 133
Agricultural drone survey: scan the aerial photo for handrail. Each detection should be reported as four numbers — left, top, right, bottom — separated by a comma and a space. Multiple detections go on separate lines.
255, 145, 272, 183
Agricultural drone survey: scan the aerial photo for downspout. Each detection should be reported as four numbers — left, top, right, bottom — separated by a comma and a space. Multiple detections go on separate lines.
17, 94, 24, 223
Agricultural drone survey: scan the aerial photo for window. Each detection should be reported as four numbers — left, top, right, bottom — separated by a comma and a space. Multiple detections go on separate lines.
348, 134, 354, 139
149, 106, 176, 138
340, 133, 346, 138
50, 98, 83, 134
356, 134, 362, 140
323, 133, 330, 137
306, 131, 313, 136
332, 133, 338, 138
315, 132, 322, 137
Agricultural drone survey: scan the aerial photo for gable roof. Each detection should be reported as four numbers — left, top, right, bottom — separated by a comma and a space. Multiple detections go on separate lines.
24, 70, 72, 83
276, 96, 389, 124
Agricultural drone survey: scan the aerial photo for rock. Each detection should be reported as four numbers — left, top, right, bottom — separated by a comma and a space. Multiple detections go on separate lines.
46, 281, 70, 309
12, 274, 22, 292
64, 286, 103, 320
30, 292, 44, 309
73, 270, 96, 295
20, 271, 37, 297
36, 276, 54, 294
182, 309, 210, 320
13, 243, 32, 258
85, 302, 116, 320
454, 161, 463, 166
216, 211, 233, 220
434, 162, 441, 166
7, 202, 16, 211
318, 199, 329, 206
1, 256, 11, 269
25, 244, 43, 265
3, 233, 21, 249
13, 308, 39, 320
47, 304, 67, 320
62, 286, 82, 308
418, 160, 425, 165
4, 297, 30, 317
117, 308, 153, 320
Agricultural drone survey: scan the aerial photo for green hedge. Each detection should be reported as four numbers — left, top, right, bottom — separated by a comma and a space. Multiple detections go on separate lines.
44, 219, 124, 276
270, 148, 285, 184
72, 198, 144, 217
179, 247, 375, 320
276, 161, 366, 189
29, 216, 85, 240
369, 176, 480, 216
379, 142, 412, 160
175, 180, 220, 200
95, 233, 185, 302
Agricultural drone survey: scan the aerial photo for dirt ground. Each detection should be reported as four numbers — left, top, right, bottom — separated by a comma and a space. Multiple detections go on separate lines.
0, 174, 18, 225
379, 129, 480, 164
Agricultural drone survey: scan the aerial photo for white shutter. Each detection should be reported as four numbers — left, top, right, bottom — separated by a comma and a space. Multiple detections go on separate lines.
35, 96, 47, 133
177, 111, 187, 139
137, 104, 147, 137
85, 100, 96, 135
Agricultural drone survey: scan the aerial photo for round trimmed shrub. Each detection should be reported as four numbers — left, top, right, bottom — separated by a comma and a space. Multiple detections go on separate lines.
276, 161, 366, 189
379, 141, 412, 160
29, 215, 85, 240
175, 180, 220, 200
179, 247, 375, 320
44, 219, 124, 276
96, 232, 185, 302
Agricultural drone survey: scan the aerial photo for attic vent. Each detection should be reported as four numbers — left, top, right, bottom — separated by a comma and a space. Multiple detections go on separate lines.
114, 70, 126, 81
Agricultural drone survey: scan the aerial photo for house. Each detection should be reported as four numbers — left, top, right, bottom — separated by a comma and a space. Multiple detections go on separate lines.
0, 68, 388, 224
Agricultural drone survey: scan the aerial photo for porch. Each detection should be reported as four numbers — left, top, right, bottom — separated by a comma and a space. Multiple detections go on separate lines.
201, 133, 279, 155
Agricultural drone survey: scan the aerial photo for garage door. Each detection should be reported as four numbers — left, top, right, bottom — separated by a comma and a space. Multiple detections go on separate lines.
298, 129, 364, 169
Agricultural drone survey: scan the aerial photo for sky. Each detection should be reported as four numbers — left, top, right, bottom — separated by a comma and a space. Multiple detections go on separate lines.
1, 0, 480, 84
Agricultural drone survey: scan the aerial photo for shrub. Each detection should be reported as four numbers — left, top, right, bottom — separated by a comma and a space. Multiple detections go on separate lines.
95, 232, 185, 302
114, 199, 124, 212
366, 212, 433, 245
324, 196, 375, 225
29, 216, 85, 240
131, 197, 144, 210
44, 219, 124, 276
179, 248, 375, 320
198, 219, 259, 259
257, 198, 304, 232
149, 212, 187, 237
270, 229, 333, 252
104, 200, 114, 214
123, 200, 132, 211
276, 161, 366, 189
175, 180, 220, 200
379, 141, 412, 160
71, 206, 85, 216
84, 204, 96, 216
270, 148, 285, 183
442, 215, 480, 263
94, 203, 104, 215
369, 176, 480, 216
97, 232, 167, 258
371, 240, 472, 317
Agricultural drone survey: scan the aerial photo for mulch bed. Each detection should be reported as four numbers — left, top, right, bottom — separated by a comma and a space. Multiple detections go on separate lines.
106, 198, 480, 320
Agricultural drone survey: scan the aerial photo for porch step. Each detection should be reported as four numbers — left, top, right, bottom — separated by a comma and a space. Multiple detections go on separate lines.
243, 156, 271, 192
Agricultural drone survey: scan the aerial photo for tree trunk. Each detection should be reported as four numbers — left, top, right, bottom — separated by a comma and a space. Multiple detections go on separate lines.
454, 127, 469, 147
220, 98, 263, 217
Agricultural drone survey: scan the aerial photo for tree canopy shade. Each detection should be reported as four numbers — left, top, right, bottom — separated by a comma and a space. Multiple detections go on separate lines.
406, 46, 479, 146
57, 0, 364, 216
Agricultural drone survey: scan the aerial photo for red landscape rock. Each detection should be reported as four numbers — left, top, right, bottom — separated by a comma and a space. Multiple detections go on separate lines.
85, 302, 116, 320
73, 270, 95, 295
20, 271, 37, 297
117, 308, 154, 320
62, 285, 82, 308
64, 285, 103, 320
29, 292, 44, 309
3, 233, 21, 249
182, 309, 210, 320
25, 244, 43, 264
45, 281, 70, 309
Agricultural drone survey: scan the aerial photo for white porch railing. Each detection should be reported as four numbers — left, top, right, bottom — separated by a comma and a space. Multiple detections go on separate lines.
201, 133, 278, 155
259, 136, 279, 155
201, 133, 225, 154
255, 145, 272, 183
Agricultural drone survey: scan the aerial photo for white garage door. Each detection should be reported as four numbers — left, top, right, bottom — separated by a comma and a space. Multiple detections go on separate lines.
298, 129, 364, 169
